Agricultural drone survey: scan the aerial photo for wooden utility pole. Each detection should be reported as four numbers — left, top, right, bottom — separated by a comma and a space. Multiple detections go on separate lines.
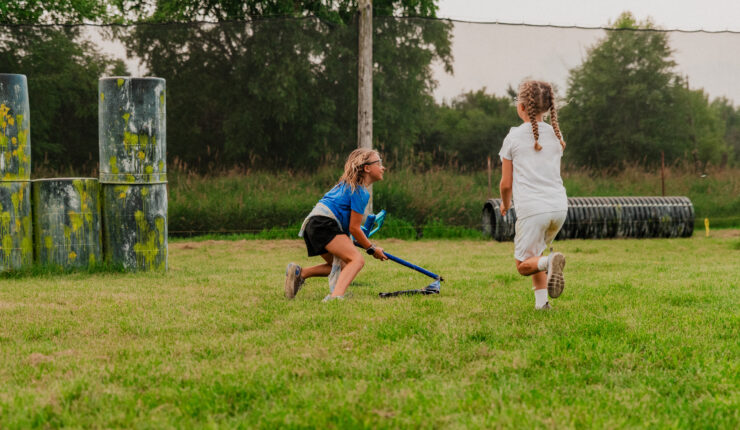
358, 0, 373, 213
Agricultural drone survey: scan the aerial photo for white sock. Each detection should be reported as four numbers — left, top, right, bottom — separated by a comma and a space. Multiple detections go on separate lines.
537, 256, 549, 272
534, 289, 548, 308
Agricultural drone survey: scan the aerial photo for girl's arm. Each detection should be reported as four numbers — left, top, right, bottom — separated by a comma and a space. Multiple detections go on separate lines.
499, 158, 513, 216
349, 210, 387, 260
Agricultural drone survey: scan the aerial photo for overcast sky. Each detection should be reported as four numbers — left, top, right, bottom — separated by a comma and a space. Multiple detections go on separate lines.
436, 0, 740, 31
431, 1, 740, 104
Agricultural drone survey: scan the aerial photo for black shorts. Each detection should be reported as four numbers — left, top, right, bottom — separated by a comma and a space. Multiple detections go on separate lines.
303, 216, 347, 257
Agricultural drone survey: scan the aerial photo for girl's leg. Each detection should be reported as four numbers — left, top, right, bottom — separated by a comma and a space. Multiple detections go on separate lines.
301, 253, 333, 279
516, 258, 548, 309
324, 235, 364, 297
515, 257, 543, 276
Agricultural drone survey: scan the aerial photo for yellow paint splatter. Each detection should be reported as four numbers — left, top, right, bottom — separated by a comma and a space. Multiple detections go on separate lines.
117, 78, 124, 88
69, 211, 83, 233
133, 211, 165, 270
110, 156, 119, 174
68, 251, 77, 261
115, 185, 129, 200
100, 92, 105, 101
123, 131, 137, 152
138, 151, 145, 160
2, 234, 11, 253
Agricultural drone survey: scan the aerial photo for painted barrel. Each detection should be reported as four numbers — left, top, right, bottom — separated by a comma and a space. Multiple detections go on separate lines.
0, 181, 33, 270
482, 196, 695, 241
98, 77, 166, 184
32, 178, 102, 268
0, 74, 33, 271
99, 77, 167, 271
0, 74, 31, 180
101, 183, 167, 271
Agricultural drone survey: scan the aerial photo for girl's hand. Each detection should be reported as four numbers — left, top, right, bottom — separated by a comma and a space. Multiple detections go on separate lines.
373, 247, 388, 261
500, 204, 509, 216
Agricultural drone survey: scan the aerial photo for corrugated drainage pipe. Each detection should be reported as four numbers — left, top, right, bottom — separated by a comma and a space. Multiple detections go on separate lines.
482, 196, 694, 241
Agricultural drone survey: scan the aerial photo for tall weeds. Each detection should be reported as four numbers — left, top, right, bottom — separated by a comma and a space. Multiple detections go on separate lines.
166, 164, 740, 236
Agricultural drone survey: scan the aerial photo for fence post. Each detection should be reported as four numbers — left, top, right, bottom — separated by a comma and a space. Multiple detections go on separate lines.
661, 151, 665, 196
487, 156, 492, 198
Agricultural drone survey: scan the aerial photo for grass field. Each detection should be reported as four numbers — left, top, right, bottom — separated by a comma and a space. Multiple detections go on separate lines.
1, 232, 739, 428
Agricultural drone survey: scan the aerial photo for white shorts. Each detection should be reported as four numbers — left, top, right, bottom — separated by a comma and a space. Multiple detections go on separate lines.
514, 210, 567, 261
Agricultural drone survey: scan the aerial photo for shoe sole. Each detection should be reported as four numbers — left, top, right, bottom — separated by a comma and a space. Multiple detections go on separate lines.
285, 263, 299, 299
547, 253, 566, 298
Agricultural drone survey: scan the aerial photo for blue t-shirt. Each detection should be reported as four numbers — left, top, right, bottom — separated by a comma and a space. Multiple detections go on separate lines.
318, 182, 370, 233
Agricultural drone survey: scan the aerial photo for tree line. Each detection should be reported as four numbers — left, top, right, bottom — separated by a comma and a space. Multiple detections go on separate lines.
0, 3, 737, 173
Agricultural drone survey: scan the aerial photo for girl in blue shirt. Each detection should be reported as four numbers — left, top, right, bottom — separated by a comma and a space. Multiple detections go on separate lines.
285, 148, 388, 301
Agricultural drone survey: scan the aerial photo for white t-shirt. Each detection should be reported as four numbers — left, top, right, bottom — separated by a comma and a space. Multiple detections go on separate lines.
498, 121, 568, 220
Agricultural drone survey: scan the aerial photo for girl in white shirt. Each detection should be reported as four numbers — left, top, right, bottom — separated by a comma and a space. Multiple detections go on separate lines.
499, 80, 568, 310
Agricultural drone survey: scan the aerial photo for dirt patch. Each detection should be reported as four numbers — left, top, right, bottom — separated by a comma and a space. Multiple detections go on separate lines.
27, 349, 76, 366
711, 228, 740, 238
170, 240, 220, 250
28, 353, 54, 366
171, 239, 302, 251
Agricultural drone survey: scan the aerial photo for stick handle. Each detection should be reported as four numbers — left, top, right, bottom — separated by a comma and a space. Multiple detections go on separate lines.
383, 252, 441, 281
353, 241, 442, 281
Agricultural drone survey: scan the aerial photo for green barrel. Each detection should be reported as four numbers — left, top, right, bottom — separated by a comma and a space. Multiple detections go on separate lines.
0, 74, 33, 271
0, 181, 33, 270
32, 178, 102, 268
101, 183, 167, 271
0, 74, 31, 181
99, 77, 167, 271
98, 77, 166, 184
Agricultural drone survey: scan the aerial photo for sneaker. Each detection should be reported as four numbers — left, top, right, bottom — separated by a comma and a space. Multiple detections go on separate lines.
284, 263, 304, 299
322, 294, 345, 302
546, 252, 566, 298
536, 301, 552, 311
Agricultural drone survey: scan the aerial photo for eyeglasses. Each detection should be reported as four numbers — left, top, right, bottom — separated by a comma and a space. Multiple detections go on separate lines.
363, 159, 382, 167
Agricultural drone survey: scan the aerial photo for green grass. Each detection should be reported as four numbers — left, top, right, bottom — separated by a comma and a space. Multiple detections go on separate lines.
1, 233, 739, 428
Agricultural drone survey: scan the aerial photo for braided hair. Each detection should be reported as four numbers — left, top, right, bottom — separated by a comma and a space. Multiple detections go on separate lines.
337, 148, 380, 191
517, 80, 566, 151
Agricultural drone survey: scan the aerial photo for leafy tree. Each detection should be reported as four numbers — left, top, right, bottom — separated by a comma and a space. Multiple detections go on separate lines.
0, 0, 108, 24
677, 88, 726, 170
0, 26, 127, 171
417, 89, 518, 170
111, 1, 451, 170
710, 97, 740, 166
560, 12, 724, 169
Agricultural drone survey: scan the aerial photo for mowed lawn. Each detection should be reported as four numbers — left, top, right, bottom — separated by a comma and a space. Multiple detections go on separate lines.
1, 233, 739, 428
